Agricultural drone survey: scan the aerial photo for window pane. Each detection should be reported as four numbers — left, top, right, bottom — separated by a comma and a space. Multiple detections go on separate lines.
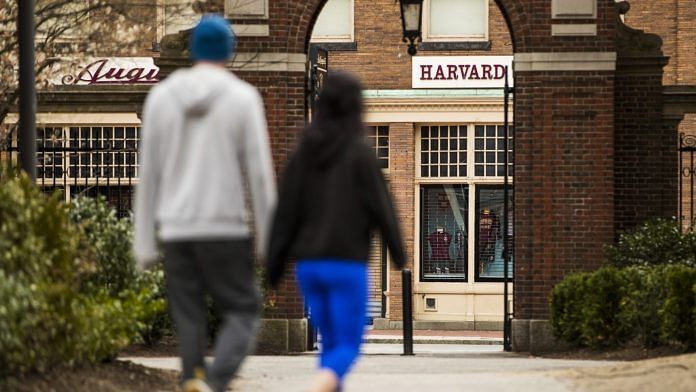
429, 0, 486, 37
311, 0, 352, 39
420, 185, 468, 281
476, 187, 513, 280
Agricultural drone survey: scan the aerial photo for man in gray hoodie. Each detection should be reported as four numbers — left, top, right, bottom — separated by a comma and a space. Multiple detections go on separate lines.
133, 15, 276, 392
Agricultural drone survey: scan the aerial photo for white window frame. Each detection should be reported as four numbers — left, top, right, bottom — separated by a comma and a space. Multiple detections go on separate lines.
422, 0, 489, 43
35, 124, 142, 184
366, 124, 390, 174
310, 0, 355, 43
414, 123, 513, 284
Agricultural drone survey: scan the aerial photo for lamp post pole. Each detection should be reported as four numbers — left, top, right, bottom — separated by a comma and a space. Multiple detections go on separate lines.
18, 0, 37, 180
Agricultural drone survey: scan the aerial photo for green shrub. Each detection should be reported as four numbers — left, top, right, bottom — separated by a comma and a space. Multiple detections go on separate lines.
621, 266, 669, 347
581, 267, 635, 347
68, 195, 172, 345
134, 266, 172, 345
0, 176, 85, 283
0, 176, 160, 375
551, 268, 634, 348
550, 272, 590, 344
0, 271, 76, 375
69, 196, 137, 296
660, 265, 696, 348
606, 219, 696, 268
550, 265, 696, 350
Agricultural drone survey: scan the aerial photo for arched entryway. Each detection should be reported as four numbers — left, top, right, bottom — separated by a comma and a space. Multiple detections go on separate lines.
290, 0, 625, 352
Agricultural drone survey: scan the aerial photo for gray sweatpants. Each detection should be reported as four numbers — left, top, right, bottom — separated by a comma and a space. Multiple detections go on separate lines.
163, 239, 260, 392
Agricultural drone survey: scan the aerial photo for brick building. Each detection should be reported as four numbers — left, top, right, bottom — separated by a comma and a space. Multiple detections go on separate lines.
622, 0, 696, 228
4, 0, 696, 352
309, 0, 516, 329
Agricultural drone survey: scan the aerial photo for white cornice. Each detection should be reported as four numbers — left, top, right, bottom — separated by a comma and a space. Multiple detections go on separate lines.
364, 98, 511, 123
514, 52, 616, 72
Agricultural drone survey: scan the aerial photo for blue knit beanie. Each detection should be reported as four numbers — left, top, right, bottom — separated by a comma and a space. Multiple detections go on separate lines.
190, 15, 235, 62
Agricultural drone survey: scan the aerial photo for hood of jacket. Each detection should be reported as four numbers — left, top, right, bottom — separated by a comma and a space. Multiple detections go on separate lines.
166, 64, 230, 117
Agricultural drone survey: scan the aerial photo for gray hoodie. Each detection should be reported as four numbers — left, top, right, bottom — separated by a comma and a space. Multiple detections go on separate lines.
133, 64, 276, 268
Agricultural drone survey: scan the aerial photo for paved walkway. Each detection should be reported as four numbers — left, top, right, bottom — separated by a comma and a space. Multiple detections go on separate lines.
121, 344, 613, 392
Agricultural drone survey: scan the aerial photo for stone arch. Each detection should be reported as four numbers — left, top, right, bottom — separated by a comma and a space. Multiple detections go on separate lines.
292, 0, 530, 55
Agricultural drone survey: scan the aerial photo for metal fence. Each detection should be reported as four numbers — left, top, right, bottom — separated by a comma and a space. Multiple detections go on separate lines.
1, 125, 140, 218
680, 133, 696, 231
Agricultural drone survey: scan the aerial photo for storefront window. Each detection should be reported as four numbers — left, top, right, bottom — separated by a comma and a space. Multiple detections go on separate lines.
420, 184, 468, 281
475, 186, 513, 281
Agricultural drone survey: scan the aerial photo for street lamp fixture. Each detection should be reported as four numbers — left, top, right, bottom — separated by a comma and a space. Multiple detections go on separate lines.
398, 0, 423, 56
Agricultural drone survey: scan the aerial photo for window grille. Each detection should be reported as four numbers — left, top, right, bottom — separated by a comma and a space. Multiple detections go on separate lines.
35, 125, 140, 180
474, 125, 513, 177
366, 125, 389, 169
420, 125, 467, 178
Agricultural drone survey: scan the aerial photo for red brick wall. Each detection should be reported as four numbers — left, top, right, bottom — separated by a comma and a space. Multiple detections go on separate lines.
234, 71, 306, 319
513, 71, 616, 319
317, 0, 512, 89
618, 1, 695, 230
192, 0, 627, 321
614, 57, 676, 233
288, 0, 621, 321
624, 0, 696, 86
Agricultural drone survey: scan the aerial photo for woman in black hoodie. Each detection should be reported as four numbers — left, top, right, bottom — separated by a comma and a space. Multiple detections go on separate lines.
267, 72, 405, 392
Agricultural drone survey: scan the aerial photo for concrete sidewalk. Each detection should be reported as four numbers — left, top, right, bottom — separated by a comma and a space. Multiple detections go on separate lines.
120, 344, 612, 392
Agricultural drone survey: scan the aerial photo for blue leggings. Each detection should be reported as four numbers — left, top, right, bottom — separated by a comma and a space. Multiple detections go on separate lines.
297, 260, 367, 380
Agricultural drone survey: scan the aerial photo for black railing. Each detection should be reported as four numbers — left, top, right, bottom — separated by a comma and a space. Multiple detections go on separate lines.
1, 126, 139, 218
680, 133, 696, 231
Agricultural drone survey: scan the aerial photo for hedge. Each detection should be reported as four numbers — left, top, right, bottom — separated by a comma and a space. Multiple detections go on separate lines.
0, 176, 161, 376
550, 265, 696, 349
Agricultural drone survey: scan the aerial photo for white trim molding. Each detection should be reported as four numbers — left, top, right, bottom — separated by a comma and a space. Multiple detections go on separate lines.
232, 24, 270, 37
364, 98, 512, 123
551, 0, 596, 19
225, 0, 269, 19
228, 53, 307, 72
551, 24, 597, 37
4, 113, 141, 125
514, 52, 617, 72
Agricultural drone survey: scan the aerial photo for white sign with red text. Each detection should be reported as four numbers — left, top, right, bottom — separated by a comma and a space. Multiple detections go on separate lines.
59, 57, 160, 85
412, 56, 513, 89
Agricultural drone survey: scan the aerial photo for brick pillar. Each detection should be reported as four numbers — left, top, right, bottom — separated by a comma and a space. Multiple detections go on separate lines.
614, 21, 673, 232
513, 71, 616, 321
386, 122, 415, 320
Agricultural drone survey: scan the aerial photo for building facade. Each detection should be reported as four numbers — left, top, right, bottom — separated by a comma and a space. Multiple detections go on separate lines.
3, 0, 696, 352
310, 0, 515, 329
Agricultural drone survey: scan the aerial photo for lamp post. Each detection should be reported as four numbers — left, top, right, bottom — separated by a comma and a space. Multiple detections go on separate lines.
18, 0, 37, 180
398, 0, 423, 56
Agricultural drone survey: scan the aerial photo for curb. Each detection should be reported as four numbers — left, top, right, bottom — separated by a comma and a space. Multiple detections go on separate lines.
364, 337, 503, 345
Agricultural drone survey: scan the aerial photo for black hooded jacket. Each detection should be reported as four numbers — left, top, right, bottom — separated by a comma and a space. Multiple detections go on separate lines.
265, 122, 406, 287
